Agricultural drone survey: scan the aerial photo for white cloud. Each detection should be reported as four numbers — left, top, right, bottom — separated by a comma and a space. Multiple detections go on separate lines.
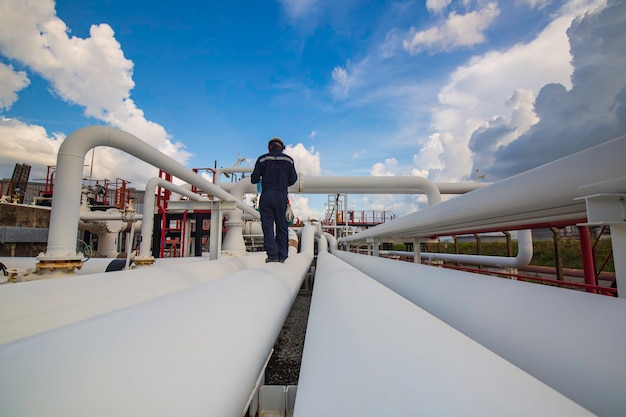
331, 65, 358, 99
423, 7, 579, 182
516, 0, 552, 8
0, 0, 191, 187
427, 0, 452, 14
278, 0, 318, 20
0, 117, 62, 180
285, 143, 321, 176
0, 62, 30, 110
289, 194, 323, 221
483, 0, 625, 179
370, 158, 398, 176
403, 2, 500, 54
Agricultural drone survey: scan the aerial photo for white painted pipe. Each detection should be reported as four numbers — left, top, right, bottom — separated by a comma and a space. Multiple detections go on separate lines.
323, 232, 338, 252
331, 249, 626, 416
0, 250, 312, 417
0, 253, 268, 344
340, 135, 626, 242
380, 229, 533, 269
221, 179, 485, 197
316, 235, 328, 253
294, 252, 593, 416
213, 167, 253, 187
79, 212, 142, 221
136, 177, 211, 261
43, 126, 259, 261
294, 176, 442, 205
299, 224, 315, 258
222, 177, 253, 253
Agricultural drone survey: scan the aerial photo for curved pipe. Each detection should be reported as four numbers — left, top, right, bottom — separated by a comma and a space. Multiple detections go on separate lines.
43, 126, 259, 260
340, 135, 626, 243
316, 234, 328, 253
380, 230, 533, 269
136, 177, 211, 261
331, 250, 626, 416
323, 232, 338, 253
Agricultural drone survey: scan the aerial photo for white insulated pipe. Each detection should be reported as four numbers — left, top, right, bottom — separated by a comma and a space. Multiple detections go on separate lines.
340, 135, 626, 242
220, 178, 485, 197
222, 177, 253, 253
136, 177, 211, 261
331, 249, 626, 417
0, 249, 313, 417
43, 126, 259, 260
380, 229, 533, 269
0, 253, 267, 344
294, 252, 593, 416
323, 232, 338, 252
316, 234, 328, 253
291, 176, 442, 205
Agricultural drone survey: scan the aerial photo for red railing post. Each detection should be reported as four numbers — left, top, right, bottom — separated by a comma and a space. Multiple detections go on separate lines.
578, 226, 597, 294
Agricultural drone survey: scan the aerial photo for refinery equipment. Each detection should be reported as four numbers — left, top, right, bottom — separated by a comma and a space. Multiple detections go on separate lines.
0, 126, 625, 416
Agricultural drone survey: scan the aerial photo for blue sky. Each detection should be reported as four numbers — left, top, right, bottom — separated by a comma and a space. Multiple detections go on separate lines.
1, 0, 624, 220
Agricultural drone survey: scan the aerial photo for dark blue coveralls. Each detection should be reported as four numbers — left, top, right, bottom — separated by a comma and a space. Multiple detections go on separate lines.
251, 148, 297, 261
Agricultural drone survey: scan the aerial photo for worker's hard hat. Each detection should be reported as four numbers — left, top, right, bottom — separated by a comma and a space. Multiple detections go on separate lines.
268, 137, 285, 150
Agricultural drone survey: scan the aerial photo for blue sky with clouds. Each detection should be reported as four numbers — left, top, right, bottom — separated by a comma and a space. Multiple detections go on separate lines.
0, 0, 624, 219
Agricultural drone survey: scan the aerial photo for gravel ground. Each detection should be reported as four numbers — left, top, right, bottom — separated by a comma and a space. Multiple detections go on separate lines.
265, 292, 312, 385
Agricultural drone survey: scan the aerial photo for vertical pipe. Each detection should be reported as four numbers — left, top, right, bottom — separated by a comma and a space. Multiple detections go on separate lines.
578, 226, 597, 294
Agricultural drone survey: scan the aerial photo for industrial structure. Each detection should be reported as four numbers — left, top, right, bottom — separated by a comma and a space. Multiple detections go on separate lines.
0, 126, 625, 416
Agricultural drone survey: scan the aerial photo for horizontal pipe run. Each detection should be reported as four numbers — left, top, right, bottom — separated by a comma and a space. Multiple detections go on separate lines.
381, 229, 533, 269
0, 253, 267, 344
331, 250, 626, 417
0, 251, 313, 417
295, 252, 593, 416
340, 135, 626, 242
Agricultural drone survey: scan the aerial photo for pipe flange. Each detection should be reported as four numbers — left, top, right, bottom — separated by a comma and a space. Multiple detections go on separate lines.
35, 259, 84, 273
133, 257, 155, 266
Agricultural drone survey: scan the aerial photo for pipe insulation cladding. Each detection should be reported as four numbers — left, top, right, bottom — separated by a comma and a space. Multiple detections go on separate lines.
0, 251, 313, 417
332, 250, 626, 417
0, 253, 267, 344
294, 252, 594, 416
340, 134, 626, 241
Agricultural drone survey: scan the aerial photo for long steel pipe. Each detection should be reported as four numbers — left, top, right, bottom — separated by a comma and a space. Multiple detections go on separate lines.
294, 252, 593, 416
380, 229, 533, 268
331, 249, 626, 416
221, 179, 486, 197
340, 135, 626, 242
0, 253, 267, 344
0, 247, 313, 416
43, 126, 259, 260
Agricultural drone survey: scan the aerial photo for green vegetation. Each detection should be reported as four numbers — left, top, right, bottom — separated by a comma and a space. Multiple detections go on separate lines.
394, 238, 615, 272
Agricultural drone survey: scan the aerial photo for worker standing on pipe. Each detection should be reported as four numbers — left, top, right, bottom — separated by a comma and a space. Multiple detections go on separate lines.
251, 137, 298, 263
